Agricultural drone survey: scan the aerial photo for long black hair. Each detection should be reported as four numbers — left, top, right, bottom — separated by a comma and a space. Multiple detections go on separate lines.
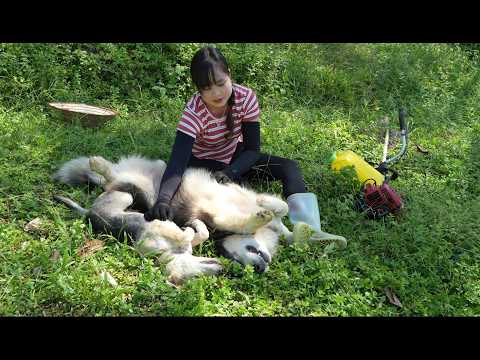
190, 46, 235, 139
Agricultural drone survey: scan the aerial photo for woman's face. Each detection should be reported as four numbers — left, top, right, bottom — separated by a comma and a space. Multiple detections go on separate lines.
199, 68, 233, 113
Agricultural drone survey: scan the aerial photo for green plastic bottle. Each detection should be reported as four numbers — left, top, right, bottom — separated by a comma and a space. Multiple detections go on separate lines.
328, 150, 385, 185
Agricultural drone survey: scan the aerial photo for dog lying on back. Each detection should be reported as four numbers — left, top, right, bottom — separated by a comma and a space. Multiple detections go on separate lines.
53, 155, 308, 284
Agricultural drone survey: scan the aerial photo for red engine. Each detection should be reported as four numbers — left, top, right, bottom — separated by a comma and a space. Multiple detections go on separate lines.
356, 182, 403, 219
349, 109, 408, 219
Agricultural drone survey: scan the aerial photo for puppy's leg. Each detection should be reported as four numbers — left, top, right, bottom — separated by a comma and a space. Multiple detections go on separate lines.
187, 219, 210, 247
152, 220, 194, 247
137, 221, 194, 256
166, 253, 223, 285
89, 156, 117, 183
140, 220, 192, 247
135, 238, 168, 257
292, 222, 317, 243
265, 216, 294, 244
256, 194, 289, 218
213, 209, 274, 234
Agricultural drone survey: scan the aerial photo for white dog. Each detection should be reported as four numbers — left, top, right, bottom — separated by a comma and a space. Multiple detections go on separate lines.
53, 155, 310, 283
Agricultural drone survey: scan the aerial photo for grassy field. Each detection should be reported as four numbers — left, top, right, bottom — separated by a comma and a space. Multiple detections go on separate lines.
0, 43, 479, 316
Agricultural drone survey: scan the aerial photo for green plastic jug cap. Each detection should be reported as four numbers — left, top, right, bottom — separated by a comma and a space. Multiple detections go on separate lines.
327, 151, 337, 164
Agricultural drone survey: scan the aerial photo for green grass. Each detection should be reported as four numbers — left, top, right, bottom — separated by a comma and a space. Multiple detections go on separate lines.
0, 43, 479, 316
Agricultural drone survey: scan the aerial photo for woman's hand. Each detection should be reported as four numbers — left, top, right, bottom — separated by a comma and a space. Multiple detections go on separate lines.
144, 201, 174, 221
213, 170, 232, 184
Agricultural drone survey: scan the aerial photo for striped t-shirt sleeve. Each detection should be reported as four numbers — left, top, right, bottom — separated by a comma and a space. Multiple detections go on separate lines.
242, 90, 260, 122
177, 106, 203, 139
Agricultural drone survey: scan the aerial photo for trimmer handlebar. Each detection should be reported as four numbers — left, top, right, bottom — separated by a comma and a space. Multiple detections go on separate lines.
399, 108, 407, 133
381, 108, 409, 167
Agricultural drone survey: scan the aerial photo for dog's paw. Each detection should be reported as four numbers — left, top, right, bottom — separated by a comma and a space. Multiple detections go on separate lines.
256, 195, 289, 218
244, 209, 274, 233
292, 222, 315, 243
197, 257, 223, 275
89, 156, 112, 179
89, 156, 105, 170
257, 209, 274, 222
182, 226, 195, 244
166, 254, 223, 285
189, 219, 210, 246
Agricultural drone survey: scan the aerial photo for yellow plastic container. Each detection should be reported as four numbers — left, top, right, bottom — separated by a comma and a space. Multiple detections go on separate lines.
328, 150, 385, 185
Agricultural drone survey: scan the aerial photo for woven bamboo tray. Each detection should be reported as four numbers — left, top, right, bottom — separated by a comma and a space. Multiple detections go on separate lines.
48, 102, 118, 128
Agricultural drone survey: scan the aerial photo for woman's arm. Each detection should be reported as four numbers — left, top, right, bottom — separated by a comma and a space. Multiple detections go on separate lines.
221, 122, 261, 182
144, 131, 194, 220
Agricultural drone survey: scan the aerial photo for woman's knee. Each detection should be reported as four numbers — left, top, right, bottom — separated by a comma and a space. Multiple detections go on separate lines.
254, 154, 303, 181
280, 158, 301, 174
277, 158, 306, 197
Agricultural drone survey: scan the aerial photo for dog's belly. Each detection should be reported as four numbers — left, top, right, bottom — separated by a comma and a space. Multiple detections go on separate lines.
195, 185, 258, 215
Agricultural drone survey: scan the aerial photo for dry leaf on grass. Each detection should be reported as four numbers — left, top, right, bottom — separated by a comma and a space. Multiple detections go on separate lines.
50, 249, 61, 262
76, 239, 104, 257
384, 287, 403, 308
24, 218, 48, 234
415, 143, 429, 154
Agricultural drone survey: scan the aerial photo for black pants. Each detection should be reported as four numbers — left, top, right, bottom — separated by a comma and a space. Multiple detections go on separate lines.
187, 144, 307, 198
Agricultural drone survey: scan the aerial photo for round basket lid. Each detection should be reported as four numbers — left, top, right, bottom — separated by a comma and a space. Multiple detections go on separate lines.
48, 102, 118, 116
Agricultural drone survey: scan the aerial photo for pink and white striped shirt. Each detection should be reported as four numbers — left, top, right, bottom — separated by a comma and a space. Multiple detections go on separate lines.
177, 84, 260, 164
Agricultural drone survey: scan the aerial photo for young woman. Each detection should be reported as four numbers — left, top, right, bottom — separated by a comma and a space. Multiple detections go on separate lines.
144, 46, 346, 244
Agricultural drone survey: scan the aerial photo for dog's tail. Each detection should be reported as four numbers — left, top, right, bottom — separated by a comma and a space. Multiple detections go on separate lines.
53, 195, 88, 216
52, 157, 106, 187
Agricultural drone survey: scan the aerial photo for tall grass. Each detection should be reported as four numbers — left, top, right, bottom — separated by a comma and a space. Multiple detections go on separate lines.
0, 43, 479, 316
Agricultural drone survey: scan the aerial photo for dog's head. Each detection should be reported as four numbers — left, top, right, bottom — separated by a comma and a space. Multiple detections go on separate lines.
216, 228, 277, 273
